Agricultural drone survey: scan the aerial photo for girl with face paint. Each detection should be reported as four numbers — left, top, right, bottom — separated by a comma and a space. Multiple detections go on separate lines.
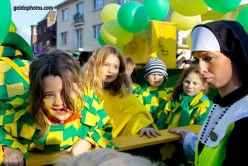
157, 65, 212, 166
156, 65, 212, 130
0, 50, 115, 166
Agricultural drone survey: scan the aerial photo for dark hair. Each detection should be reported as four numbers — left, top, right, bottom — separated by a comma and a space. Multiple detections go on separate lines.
172, 65, 208, 100
29, 49, 84, 136
79, 51, 93, 66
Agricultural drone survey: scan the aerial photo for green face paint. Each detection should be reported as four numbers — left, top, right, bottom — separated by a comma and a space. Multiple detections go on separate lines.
183, 72, 204, 96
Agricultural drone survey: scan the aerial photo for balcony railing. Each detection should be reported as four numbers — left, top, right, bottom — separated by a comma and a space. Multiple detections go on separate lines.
73, 13, 84, 26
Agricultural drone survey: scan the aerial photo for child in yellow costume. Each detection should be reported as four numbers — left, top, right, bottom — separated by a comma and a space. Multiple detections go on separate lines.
82, 46, 160, 138
0, 50, 115, 165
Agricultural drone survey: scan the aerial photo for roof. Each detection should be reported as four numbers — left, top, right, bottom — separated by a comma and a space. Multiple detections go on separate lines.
55, 0, 78, 9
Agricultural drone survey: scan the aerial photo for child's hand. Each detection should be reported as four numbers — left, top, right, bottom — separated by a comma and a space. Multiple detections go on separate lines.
139, 127, 161, 138
61, 139, 92, 157
3, 146, 24, 166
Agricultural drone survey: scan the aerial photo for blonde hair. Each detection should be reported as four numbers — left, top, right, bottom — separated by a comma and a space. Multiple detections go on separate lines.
124, 56, 137, 82
82, 46, 132, 97
53, 148, 158, 166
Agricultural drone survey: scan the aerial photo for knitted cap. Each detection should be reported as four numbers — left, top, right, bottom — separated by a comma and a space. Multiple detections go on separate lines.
144, 58, 168, 79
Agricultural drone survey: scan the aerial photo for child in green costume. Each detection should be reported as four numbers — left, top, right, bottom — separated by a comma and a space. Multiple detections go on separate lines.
135, 58, 173, 129
0, 50, 115, 165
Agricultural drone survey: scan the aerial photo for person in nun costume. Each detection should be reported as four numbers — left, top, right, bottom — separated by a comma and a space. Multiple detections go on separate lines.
169, 20, 248, 166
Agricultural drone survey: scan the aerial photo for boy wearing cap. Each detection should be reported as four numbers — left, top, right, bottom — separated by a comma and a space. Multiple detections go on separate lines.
135, 58, 173, 128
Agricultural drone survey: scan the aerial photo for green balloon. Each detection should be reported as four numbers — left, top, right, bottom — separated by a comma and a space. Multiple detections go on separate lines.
236, 7, 248, 34
143, 0, 169, 21
2, 32, 34, 60
204, 0, 241, 13
117, 1, 149, 33
98, 32, 107, 46
0, 0, 11, 44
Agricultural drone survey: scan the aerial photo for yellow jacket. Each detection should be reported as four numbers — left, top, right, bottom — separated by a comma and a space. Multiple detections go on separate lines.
98, 91, 156, 137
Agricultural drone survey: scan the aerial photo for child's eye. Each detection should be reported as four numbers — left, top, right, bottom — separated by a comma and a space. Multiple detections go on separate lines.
44, 93, 54, 98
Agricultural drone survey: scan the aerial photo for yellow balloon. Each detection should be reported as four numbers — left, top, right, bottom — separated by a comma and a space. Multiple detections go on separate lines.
101, 3, 120, 23
168, 0, 208, 16
101, 19, 133, 46
171, 11, 201, 31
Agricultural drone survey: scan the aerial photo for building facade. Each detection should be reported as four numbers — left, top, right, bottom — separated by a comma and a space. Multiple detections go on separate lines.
55, 0, 136, 52
30, 25, 37, 54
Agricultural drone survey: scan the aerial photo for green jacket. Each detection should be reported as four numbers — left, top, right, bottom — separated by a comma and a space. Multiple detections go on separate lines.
0, 89, 115, 161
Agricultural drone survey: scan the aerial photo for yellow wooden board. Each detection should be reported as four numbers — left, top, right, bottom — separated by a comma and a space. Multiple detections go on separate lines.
26, 125, 201, 166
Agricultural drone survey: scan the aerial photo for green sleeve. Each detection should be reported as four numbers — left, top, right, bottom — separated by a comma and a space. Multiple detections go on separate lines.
80, 90, 116, 149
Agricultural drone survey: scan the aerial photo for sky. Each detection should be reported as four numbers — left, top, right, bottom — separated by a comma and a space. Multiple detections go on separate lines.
10, 0, 64, 44
10, 0, 248, 45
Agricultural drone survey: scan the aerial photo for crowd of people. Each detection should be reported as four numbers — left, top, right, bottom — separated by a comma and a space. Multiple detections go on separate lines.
1, 20, 248, 166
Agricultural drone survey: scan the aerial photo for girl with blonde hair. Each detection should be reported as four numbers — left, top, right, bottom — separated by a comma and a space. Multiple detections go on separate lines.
82, 45, 160, 138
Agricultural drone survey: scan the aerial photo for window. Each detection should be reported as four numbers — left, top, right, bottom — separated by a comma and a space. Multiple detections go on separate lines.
44, 26, 46, 33
113, 0, 128, 4
93, 24, 102, 39
38, 27, 41, 34
94, 0, 104, 10
61, 32, 68, 45
33, 43, 37, 54
182, 37, 188, 45
74, 2, 84, 23
75, 28, 83, 50
62, 8, 68, 21
76, 2, 83, 15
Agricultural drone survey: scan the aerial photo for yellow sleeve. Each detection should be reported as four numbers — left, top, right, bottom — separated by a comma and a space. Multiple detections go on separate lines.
101, 92, 156, 137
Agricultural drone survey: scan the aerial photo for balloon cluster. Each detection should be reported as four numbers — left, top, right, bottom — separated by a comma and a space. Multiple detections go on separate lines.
98, 0, 247, 48
98, 0, 169, 47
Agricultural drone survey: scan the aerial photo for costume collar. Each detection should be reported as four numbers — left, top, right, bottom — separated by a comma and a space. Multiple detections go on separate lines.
213, 86, 248, 107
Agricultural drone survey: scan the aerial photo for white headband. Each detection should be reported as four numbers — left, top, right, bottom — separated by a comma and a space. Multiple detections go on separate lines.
192, 26, 221, 52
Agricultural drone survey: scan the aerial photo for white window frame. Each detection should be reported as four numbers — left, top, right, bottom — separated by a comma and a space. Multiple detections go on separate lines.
93, 24, 102, 39
76, 2, 84, 15
75, 28, 83, 50
93, 0, 104, 10
62, 8, 68, 21
61, 32, 68, 45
